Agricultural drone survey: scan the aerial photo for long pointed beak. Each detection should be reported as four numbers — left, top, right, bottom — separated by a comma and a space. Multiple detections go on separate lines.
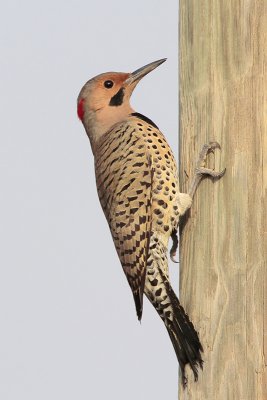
125, 58, 167, 86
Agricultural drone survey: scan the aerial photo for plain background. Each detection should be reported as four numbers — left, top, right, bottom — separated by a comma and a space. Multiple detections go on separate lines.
0, 1, 180, 398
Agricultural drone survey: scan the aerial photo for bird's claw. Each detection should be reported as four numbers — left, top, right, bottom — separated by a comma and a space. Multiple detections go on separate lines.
170, 252, 179, 264
196, 166, 226, 179
188, 141, 225, 198
195, 141, 226, 179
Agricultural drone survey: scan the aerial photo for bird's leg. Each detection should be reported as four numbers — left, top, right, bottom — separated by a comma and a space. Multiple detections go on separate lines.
170, 142, 225, 263
188, 141, 226, 199
170, 229, 179, 263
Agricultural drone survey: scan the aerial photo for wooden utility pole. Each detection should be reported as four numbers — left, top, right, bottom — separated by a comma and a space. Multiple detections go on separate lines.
179, 1, 267, 399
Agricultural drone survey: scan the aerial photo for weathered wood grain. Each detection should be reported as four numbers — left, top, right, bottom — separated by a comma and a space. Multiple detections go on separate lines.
179, 1, 267, 399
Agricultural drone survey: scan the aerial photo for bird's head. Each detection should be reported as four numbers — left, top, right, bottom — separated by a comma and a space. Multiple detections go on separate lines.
77, 58, 166, 151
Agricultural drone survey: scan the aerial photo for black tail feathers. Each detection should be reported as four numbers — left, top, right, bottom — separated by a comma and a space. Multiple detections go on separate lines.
167, 305, 203, 387
159, 270, 203, 386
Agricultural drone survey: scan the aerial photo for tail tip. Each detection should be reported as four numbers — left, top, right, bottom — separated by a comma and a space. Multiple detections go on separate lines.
181, 357, 204, 388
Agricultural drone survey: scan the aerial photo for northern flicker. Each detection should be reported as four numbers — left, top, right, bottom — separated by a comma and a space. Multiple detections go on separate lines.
77, 59, 225, 386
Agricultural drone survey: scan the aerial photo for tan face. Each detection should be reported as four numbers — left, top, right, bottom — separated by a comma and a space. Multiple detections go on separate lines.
77, 72, 130, 120
77, 59, 166, 150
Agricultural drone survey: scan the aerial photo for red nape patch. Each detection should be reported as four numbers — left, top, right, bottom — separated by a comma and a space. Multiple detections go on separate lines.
77, 98, 85, 121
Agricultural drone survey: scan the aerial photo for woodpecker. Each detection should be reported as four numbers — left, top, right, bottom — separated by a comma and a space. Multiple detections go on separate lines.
77, 59, 225, 386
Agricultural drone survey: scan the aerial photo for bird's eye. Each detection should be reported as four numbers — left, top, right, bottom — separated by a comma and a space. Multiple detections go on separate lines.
104, 80, 114, 89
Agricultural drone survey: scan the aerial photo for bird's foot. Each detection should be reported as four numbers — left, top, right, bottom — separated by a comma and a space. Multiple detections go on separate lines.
196, 142, 226, 177
189, 142, 226, 198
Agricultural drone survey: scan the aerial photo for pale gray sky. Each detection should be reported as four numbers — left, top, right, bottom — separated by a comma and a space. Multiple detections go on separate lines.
0, 1, 179, 398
